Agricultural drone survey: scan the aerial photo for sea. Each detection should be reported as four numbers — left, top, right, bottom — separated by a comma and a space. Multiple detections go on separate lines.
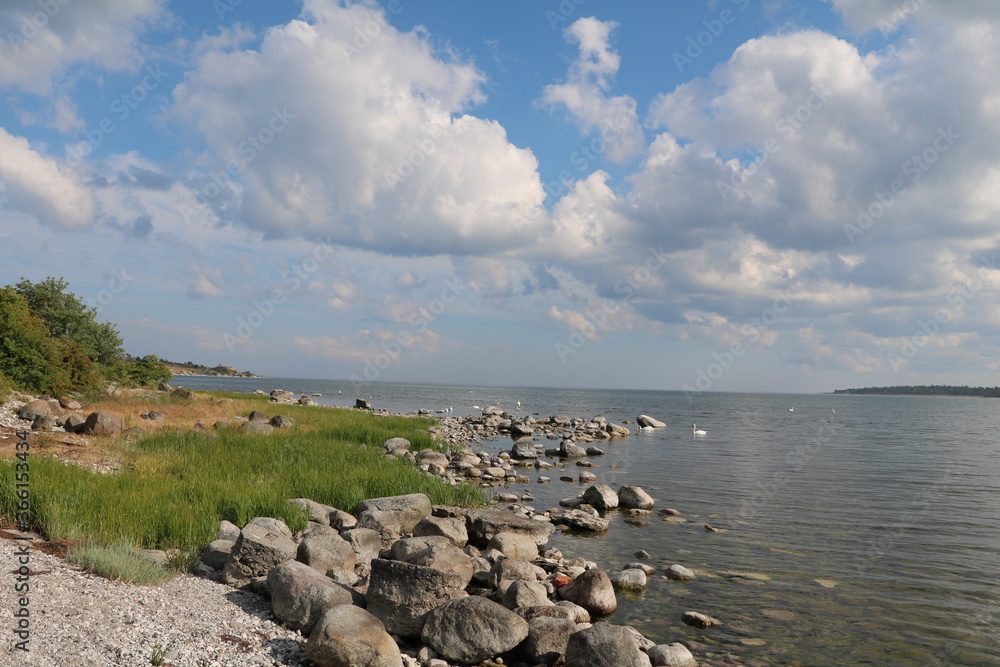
176, 376, 1000, 666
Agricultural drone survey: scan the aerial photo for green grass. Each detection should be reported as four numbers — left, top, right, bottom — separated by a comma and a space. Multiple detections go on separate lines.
0, 395, 481, 568
66, 541, 177, 586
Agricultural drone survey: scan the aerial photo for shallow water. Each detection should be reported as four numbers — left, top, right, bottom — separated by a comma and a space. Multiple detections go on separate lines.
178, 377, 1000, 665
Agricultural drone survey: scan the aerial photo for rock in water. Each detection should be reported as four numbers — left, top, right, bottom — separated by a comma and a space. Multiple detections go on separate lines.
510, 439, 538, 459
682, 610, 720, 628
558, 568, 618, 616
609, 568, 647, 591
636, 414, 666, 428
582, 484, 619, 511
564, 623, 653, 667
306, 604, 402, 667
618, 485, 655, 510
421, 596, 529, 664
647, 642, 697, 667
465, 509, 555, 547
665, 564, 695, 581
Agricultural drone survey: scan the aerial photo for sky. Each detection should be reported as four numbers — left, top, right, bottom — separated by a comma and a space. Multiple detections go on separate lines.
2, 0, 999, 394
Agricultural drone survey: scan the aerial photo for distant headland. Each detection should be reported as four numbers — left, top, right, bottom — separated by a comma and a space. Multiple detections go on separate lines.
833, 385, 1000, 397
161, 359, 262, 378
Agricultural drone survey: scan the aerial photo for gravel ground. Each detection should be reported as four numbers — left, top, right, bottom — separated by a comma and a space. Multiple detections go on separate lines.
0, 535, 313, 667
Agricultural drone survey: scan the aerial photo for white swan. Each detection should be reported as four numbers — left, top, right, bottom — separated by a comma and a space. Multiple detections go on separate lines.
637, 425, 654, 432
692, 423, 707, 436
788, 407, 794, 412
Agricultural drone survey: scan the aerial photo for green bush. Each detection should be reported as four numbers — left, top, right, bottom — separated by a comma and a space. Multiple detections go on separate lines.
110, 355, 172, 388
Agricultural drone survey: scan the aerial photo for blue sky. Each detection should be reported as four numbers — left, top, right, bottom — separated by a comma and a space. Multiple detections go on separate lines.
2, 0, 1000, 393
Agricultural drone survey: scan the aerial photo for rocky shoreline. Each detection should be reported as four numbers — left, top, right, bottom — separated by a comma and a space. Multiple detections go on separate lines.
0, 388, 717, 666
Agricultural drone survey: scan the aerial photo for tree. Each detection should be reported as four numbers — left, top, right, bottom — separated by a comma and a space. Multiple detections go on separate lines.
13, 277, 124, 368
110, 355, 172, 387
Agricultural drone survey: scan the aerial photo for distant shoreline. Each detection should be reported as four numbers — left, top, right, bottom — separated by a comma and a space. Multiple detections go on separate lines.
833, 385, 1000, 397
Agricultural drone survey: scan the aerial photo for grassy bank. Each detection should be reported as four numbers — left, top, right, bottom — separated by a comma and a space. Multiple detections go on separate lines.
0, 392, 480, 565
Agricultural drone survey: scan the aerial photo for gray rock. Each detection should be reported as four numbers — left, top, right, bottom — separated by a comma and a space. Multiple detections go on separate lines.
32, 414, 55, 431
414, 449, 449, 467
510, 423, 534, 438
146, 411, 165, 420
306, 605, 402, 667
267, 560, 356, 635
618, 485, 655, 510
383, 437, 411, 456
355, 398, 372, 410
82, 411, 123, 436
269, 415, 294, 428
58, 397, 82, 410
554, 600, 591, 623
608, 569, 647, 591
248, 410, 270, 422
357, 493, 432, 539
564, 622, 653, 667
625, 563, 657, 576
522, 615, 576, 664
559, 441, 588, 458
366, 558, 469, 638
555, 509, 610, 532
328, 508, 358, 531
665, 564, 695, 581
401, 544, 473, 582
486, 532, 539, 561
413, 516, 467, 548
636, 414, 666, 428
558, 569, 618, 617
246, 516, 293, 539
239, 421, 275, 435
62, 414, 85, 433
647, 643, 698, 667
605, 422, 631, 438
500, 579, 552, 610
288, 498, 336, 525
682, 610, 720, 629
510, 439, 538, 459
488, 558, 545, 588
222, 521, 297, 584
200, 539, 234, 570
171, 388, 194, 400
390, 535, 452, 560
420, 596, 529, 664
342, 527, 382, 562
297, 525, 358, 585
582, 484, 619, 511
466, 509, 554, 547
217, 520, 241, 542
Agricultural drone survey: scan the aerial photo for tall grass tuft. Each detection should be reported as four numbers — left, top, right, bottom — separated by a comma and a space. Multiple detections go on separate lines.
0, 398, 482, 571
66, 541, 177, 586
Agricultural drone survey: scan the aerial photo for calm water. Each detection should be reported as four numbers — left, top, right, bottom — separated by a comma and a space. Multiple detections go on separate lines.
178, 377, 1000, 666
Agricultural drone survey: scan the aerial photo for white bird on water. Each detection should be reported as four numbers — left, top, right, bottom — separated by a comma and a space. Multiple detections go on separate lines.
516, 400, 521, 408
637, 425, 654, 433
473, 405, 482, 410
788, 407, 794, 412
692, 423, 707, 436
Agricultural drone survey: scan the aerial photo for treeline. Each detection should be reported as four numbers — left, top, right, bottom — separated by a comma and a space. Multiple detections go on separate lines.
833, 385, 1000, 397
0, 277, 171, 396
160, 359, 256, 377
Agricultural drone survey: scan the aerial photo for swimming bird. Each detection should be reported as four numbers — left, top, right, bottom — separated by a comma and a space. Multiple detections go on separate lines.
692, 423, 707, 436
473, 405, 482, 410
788, 407, 794, 412
637, 425, 654, 432
516, 400, 521, 407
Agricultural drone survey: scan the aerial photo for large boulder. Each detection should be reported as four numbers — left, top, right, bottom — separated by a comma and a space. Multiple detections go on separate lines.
487, 532, 539, 561
200, 539, 234, 570
618, 485, 655, 510
400, 544, 473, 582
609, 569, 648, 591
488, 558, 545, 589
510, 439, 538, 459
82, 411, 124, 436
636, 414, 666, 428
510, 422, 534, 438
239, 421, 274, 435
62, 414, 85, 434
521, 616, 576, 665
555, 509, 610, 532
288, 498, 336, 525
558, 569, 618, 617
356, 493, 432, 539
413, 516, 467, 548
605, 422, 631, 438
18, 400, 51, 421
582, 484, 619, 512
647, 643, 698, 667
389, 535, 452, 561
267, 560, 356, 635
499, 579, 552, 610
565, 623, 653, 667
366, 558, 469, 638
222, 521, 297, 584
297, 525, 358, 585
421, 596, 529, 664
306, 605, 402, 667
383, 437, 411, 456
466, 509, 555, 547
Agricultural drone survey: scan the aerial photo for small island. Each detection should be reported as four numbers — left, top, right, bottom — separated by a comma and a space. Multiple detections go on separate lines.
833, 385, 1000, 397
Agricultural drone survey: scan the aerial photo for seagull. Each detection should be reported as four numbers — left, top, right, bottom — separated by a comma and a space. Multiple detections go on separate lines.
788, 407, 794, 412
832, 408, 836, 414
692, 423, 707, 436
516, 400, 521, 408
473, 405, 482, 410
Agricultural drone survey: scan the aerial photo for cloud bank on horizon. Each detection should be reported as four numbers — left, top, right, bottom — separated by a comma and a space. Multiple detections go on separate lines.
1, 0, 999, 393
